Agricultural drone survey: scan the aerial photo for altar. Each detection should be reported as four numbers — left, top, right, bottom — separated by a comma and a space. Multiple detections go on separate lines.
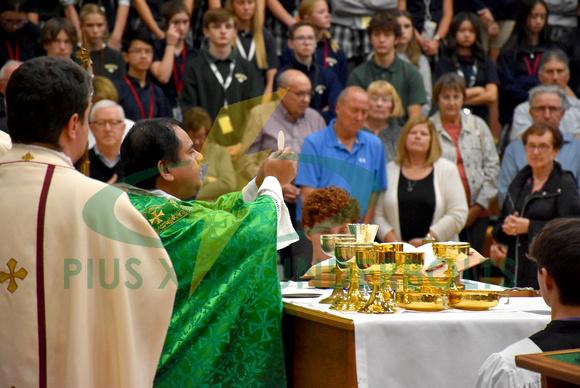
282, 281, 551, 388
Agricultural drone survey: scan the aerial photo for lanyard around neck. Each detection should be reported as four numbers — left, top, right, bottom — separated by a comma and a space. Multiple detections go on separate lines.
123, 75, 154, 119
208, 60, 236, 106
5, 34, 19, 60
173, 45, 187, 94
235, 36, 255, 62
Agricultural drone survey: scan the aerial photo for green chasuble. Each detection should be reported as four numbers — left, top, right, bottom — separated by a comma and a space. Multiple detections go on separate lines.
128, 190, 286, 387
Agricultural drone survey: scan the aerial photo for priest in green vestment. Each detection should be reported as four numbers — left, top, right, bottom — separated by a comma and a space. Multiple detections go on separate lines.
120, 118, 299, 387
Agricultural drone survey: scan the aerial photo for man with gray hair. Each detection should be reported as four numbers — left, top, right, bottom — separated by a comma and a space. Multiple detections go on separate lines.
498, 83, 580, 206
510, 50, 580, 141
89, 99, 127, 182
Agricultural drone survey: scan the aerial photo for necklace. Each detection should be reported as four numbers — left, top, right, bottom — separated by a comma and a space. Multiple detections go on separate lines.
407, 179, 418, 192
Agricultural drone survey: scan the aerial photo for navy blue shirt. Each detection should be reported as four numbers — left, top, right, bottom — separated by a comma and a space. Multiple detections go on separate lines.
152, 39, 199, 109
280, 36, 349, 88
114, 74, 172, 122
0, 21, 40, 69
277, 55, 341, 123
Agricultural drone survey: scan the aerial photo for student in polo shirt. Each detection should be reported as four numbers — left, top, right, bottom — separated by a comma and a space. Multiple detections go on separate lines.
348, 12, 426, 127
114, 28, 171, 122
180, 8, 263, 124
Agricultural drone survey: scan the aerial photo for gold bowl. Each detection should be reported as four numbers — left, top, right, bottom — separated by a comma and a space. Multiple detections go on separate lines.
432, 242, 470, 262
448, 290, 501, 310
395, 291, 448, 311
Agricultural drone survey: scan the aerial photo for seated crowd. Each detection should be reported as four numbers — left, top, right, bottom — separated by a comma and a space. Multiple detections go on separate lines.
3, 0, 580, 386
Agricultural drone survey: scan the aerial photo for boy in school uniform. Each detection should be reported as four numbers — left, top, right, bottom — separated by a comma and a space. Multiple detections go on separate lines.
180, 8, 263, 160
114, 28, 171, 122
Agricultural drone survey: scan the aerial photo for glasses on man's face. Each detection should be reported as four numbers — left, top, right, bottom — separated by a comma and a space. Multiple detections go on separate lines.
525, 143, 552, 153
128, 48, 153, 55
288, 89, 311, 100
92, 120, 124, 128
531, 106, 562, 114
293, 36, 316, 43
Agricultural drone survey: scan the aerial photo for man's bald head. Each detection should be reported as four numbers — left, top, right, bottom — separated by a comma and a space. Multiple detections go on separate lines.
0, 60, 22, 95
277, 69, 312, 121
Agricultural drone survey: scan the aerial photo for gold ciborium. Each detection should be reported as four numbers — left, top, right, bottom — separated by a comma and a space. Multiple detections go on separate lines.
330, 242, 373, 311
432, 242, 470, 290
318, 234, 355, 304
356, 244, 399, 314
395, 251, 425, 292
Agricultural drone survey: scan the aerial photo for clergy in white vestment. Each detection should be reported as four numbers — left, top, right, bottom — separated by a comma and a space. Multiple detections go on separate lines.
0, 57, 177, 387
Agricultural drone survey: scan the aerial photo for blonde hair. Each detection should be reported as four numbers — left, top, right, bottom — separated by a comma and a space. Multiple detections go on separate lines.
392, 10, 421, 67
298, 0, 338, 53
92, 75, 118, 103
367, 80, 404, 118
226, 0, 267, 70
394, 116, 441, 166
80, 3, 106, 24
79, 3, 108, 43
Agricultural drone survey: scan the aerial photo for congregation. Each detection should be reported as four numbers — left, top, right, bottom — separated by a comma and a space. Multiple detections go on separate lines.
3, 0, 580, 386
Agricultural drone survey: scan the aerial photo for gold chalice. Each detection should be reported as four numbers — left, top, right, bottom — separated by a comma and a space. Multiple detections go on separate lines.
347, 223, 379, 243
356, 244, 399, 314
330, 242, 372, 311
395, 251, 425, 292
318, 234, 355, 304
432, 242, 470, 290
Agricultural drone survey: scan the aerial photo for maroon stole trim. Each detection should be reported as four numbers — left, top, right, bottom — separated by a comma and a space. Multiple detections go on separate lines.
37, 164, 55, 388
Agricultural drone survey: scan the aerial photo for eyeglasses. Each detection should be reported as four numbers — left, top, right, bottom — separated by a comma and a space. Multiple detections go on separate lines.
128, 48, 153, 55
92, 120, 124, 128
440, 95, 462, 103
288, 89, 311, 99
525, 143, 552, 153
293, 36, 316, 43
530, 106, 562, 114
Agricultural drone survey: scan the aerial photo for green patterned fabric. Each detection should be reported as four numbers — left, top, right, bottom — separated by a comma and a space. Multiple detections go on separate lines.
128, 191, 286, 387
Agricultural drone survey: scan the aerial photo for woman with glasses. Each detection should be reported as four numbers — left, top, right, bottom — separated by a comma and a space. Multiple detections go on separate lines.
430, 72, 499, 276
0, 0, 40, 68
363, 80, 404, 163
491, 123, 580, 288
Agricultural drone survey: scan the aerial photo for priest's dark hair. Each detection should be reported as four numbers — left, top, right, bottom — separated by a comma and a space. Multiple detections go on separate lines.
6, 57, 91, 147
529, 218, 580, 306
121, 118, 182, 190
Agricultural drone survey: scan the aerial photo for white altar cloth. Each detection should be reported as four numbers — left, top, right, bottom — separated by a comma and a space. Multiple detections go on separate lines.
281, 281, 551, 387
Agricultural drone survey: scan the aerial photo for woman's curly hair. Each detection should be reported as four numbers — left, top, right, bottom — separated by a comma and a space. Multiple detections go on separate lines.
301, 186, 361, 235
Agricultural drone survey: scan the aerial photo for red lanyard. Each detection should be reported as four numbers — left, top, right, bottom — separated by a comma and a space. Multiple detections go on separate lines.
123, 75, 154, 119
524, 53, 541, 76
99, 48, 104, 74
322, 36, 328, 69
5, 35, 19, 60
173, 45, 186, 94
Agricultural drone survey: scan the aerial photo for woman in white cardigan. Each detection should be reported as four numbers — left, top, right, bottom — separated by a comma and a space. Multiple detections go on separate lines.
373, 116, 468, 246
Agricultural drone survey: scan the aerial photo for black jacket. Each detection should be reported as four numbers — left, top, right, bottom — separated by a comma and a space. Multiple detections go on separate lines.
493, 162, 580, 288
